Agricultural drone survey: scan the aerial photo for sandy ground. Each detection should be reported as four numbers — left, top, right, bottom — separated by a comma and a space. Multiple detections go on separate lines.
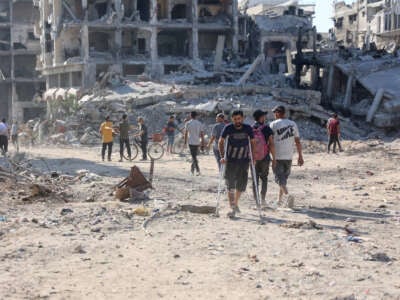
1, 139, 400, 299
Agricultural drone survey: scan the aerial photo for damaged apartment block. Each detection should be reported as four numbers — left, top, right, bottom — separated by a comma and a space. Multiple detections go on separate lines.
0, 0, 46, 121
36, 0, 243, 90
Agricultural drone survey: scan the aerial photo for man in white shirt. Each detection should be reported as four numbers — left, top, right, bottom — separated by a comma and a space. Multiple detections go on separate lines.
184, 111, 205, 175
0, 118, 9, 155
270, 106, 304, 208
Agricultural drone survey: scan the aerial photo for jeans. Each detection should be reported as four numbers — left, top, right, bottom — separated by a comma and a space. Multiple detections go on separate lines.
101, 142, 113, 160
328, 134, 342, 152
252, 159, 270, 202
213, 147, 221, 171
141, 140, 148, 159
189, 144, 200, 173
167, 135, 175, 147
0, 135, 8, 154
119, 138, 131, 158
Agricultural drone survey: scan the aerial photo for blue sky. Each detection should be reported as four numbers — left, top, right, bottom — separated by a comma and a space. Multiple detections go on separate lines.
314, 0, 353, 32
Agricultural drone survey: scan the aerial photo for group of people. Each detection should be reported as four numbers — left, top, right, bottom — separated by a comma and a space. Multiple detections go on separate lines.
0, 119, 19, 154
182, 105, 304, 217
99, 115, 149, 162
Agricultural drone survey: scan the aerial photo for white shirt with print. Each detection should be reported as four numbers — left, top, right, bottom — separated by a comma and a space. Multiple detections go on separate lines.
269, 118, 300, 160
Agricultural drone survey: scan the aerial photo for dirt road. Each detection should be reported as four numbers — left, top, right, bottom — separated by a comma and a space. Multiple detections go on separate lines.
1, 140, 400, 299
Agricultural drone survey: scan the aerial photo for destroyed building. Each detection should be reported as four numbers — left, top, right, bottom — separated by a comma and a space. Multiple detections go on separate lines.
240, 0, 315, 74
0, 0, 46, 121
35, 0, 247, 91
333, 0, 400, 50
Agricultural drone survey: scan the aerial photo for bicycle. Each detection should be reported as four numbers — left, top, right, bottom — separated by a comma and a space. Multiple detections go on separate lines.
122, 131, 165, 161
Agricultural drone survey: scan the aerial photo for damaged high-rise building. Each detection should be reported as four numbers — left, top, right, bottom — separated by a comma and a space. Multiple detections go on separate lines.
36, 0, 247, 90
333, 0, 400, 50
0, 0, 46, 121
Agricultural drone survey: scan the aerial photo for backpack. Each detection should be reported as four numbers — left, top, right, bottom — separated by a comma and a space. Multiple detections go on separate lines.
252, 124, 269, 161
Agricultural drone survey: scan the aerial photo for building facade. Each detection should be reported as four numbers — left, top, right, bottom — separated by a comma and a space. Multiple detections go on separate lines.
35, 0, 242, 91
0, 0, 46, 121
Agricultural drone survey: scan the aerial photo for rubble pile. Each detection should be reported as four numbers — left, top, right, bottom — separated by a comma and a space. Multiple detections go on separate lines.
34, 78, 377, 146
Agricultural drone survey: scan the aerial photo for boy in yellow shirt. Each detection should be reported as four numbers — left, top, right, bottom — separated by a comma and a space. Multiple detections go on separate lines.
99, 116, 114, 161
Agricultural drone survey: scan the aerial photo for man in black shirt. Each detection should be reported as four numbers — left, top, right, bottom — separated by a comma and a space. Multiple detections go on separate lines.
219, 110, 256, 218
118, 114, 131, 161
252, 110, 276, 207
137, 117, 148, 160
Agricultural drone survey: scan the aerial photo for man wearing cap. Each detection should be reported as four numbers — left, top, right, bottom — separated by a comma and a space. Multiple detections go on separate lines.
184, 111, 205, 175
207, 113, 226, 170
252, 110, 276, 208
269, 105, 304, 208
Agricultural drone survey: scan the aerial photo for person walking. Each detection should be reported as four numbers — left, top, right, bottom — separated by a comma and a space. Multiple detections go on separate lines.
252, 110, 276, 208
219, 110, 255, 218
269, 106, 304, 209
99, 116, 114, 161
10, 120, 19, 152
118, 114, 131, 161
184, 111, 205, 175
207, 113, 226, 170
327, 113, 343, 153
164, 115, 177, 154
0, 118, 9, 155
136, 117, 148, 161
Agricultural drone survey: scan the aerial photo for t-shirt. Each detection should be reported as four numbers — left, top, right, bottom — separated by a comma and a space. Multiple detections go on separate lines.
221, 123, 254, 163
211, 122, 226, 149
119, 120, 130, 139
0, 122, 7, 136
185, 119, 204, 146
11, 124, 18, 136
269, 118, 299, 160
100, 121, 113, 143
328, 118, 340, 135
253, 121, 274, 160
165, 121, 177, 136
139, 123, 148, 142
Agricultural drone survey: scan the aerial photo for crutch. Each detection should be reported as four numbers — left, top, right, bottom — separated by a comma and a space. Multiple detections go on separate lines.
248, 137, 265, 224
215, 137, 228, 217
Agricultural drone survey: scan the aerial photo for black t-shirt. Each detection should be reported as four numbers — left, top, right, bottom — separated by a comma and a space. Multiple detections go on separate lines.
253, 121, 274, 160
221, 123, 254, 163
140, 124, 148, 142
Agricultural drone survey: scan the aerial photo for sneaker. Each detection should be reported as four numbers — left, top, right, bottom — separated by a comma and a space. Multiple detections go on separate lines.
196, 172, 201, 176
118, 158, 123, 162
227, 210, 236, 219
282, 194, 295, 208
234, 205, 241, 214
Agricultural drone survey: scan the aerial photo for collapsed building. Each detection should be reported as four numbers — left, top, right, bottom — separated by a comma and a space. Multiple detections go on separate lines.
333, 0, 400, 50
241, 0, 316, 75
0, 0, 46, 121
35, 0, 247, 90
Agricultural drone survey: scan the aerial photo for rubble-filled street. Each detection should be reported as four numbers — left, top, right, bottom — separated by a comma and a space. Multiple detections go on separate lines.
0, 139, 400, 299
1, 0, 400, 299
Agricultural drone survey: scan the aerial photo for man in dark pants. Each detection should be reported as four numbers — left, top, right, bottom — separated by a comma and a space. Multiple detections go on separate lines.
252, 110, 276, 208
0, 118, 9, 155
207, 113, 226, 171
137, 117, 148, 160
184, 111, 204, 175
219, 110, 256, 218
118, 114, 131, 161
99, 116, 114, 161
327, 113, 343, 153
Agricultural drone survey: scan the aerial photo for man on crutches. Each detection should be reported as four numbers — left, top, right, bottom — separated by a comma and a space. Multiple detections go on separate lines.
219, 110, 256, 219
269, 106, 304, 209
